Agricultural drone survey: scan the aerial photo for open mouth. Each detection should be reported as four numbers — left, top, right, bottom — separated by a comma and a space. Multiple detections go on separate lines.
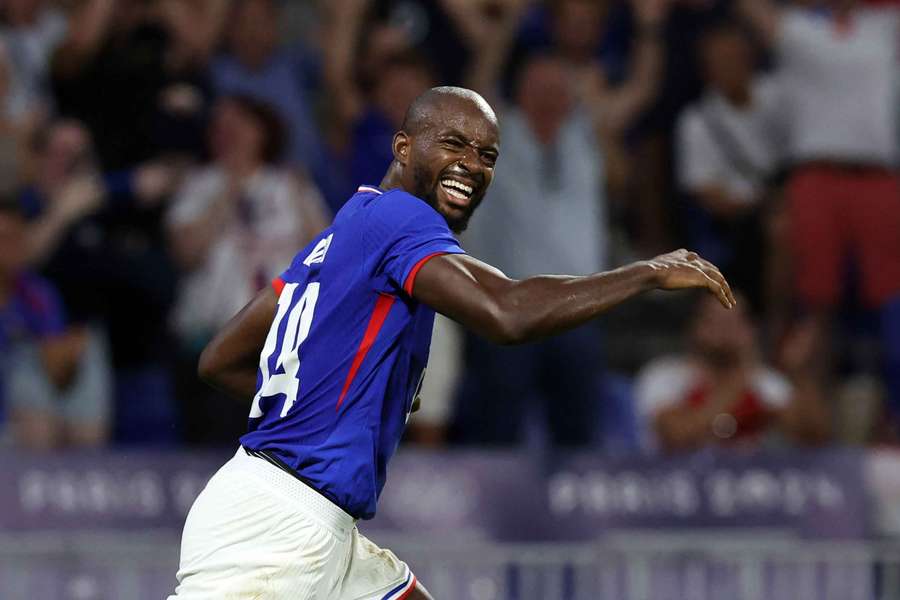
439, 178, 475, 207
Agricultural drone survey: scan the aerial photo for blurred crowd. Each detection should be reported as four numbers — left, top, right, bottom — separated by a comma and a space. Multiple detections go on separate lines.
0, 0, 897, 453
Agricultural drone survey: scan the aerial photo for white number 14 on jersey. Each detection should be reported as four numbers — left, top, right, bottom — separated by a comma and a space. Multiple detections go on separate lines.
250, 282, 320, 419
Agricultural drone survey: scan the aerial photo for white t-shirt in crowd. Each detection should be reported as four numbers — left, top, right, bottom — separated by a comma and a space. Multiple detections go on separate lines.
0, 8, 67, 118
634, 356, 792, 451
676, 77, 784, 204
776, 7, 900, 166
167, 166, 325, 340
462, 109, 607, 279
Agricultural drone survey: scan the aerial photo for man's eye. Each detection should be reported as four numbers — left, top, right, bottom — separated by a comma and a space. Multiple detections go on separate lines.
481, 153, 497, 166
443, 139, 464, 148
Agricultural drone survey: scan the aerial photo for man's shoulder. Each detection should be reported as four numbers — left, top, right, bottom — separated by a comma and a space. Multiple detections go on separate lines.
336, 187, 447, 253
363, 188, 443, 226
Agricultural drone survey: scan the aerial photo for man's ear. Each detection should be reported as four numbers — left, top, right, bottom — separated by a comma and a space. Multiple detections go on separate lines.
392, 131, 410, 166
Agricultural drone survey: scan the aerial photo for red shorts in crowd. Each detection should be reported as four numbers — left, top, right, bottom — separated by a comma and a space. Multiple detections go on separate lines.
787, 164, 900, 309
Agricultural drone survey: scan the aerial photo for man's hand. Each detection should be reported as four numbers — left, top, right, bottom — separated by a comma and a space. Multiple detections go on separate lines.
644, 249, 736, 309
51, 175, 106, 222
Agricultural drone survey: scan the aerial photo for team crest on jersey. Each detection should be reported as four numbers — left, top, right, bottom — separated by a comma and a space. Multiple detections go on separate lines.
303, 233, 333, 266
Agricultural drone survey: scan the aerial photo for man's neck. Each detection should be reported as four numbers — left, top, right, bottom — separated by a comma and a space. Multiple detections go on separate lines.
379, 163, 405, 192
719, 85, 752, 109
222, 157, 261, 181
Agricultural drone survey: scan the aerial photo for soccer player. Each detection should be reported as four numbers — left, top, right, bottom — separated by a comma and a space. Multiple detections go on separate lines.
169, 87, 735, 599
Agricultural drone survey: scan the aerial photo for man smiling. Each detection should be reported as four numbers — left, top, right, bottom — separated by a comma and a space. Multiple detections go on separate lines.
169, 86, 734, 600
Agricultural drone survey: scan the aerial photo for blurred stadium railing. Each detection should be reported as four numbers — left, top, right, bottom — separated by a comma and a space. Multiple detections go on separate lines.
1, 448, 899, 599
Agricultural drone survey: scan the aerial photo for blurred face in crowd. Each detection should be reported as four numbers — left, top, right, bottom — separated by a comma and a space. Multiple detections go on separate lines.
109, 0, 158, 35
0, 210, 28, 280
689, 294, 756, 371
552, 0, 607, 62
794, 0, 857, 9
228, 0, 279, 70
399, 92, 499, 233
701, 28, 754, 101
1, 0, 44, 26
374, 60, 434, 129
0, 44, 11, 104
209, 99, 266, 169
37, 122, 95, 189
362, 25, 412, 76
515, 56, 574, 145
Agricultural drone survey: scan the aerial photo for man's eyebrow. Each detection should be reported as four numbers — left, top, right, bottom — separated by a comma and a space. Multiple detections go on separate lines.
440, 129, 499, 151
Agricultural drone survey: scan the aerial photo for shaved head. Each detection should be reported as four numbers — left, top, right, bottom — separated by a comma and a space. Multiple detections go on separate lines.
382, 86, 501, 233
400, 86, 498, 136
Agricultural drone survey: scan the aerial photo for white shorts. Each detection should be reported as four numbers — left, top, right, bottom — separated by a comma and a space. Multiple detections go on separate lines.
168, 448, 417, 600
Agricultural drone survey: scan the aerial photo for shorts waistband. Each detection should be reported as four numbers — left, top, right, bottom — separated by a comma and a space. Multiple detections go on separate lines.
227, 446, 356, 536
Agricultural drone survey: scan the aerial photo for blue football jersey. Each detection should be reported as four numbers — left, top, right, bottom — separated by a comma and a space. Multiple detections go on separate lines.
240, 185, 465, 519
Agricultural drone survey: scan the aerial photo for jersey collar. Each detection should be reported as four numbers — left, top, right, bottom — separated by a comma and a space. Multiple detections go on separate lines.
357, 185, 384, 195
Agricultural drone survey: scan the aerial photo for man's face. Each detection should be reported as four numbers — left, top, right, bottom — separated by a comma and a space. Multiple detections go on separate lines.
402, 99, 500, 233
516, 56, 573, 144
209, 100, 265, 164
702, 30, 753, 95
553, 0, 606, 61
690, 295, 755, 369
40, 122, 94, 186
229, 0, 278, 69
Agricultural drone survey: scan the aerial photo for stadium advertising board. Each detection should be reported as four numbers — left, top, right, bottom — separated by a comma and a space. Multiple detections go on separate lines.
0, 449, 869, 539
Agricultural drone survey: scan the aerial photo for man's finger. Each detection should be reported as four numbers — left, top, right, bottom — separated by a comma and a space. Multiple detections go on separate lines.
696, 268, 730, 308
697, 259, 736, 307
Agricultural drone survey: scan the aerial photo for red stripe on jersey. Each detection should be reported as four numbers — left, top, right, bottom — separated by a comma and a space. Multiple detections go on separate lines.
272, 277, 286, 296
336, 293, 396, 411
403, 252, 446, 297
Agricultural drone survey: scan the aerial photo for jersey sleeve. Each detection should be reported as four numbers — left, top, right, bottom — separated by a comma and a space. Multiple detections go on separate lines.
366, 191, 465, 296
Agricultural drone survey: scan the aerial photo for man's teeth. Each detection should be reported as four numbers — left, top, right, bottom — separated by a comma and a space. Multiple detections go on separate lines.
445, 187, 467, 200
441, 179, 473, 198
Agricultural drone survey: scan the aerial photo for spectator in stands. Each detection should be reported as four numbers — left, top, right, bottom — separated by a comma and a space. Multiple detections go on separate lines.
504, 0, 663, 197
0, 2, 57, 188
211, 0, 335, 203
50, 0, 230, 169
454, 52, 610, 447
450, 0, 668, 447
738, 0, 900, 430
0, 197, 111, 450
635, 293, 830, 453
538, 0, 674, 254
675, 22, 784, 312
166, 95, 329, 444
20, 119, 181, 445
0, 0, 67, 115
0, 43, 26, 188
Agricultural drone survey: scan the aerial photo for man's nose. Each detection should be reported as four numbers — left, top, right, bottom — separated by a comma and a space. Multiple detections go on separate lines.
456, 147, 480, 173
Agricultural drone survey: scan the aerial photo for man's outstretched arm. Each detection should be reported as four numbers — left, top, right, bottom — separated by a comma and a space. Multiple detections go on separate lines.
198, 287, 278, 400
412, 249, 735, 345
